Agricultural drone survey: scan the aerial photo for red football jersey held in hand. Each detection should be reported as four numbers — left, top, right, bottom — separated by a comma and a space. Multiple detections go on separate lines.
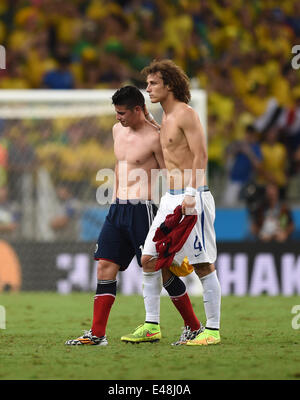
153, 205, 197, 270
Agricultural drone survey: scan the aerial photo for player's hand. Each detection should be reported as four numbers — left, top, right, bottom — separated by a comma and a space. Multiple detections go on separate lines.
182, 195, 196, 215
143, 104, 149, 117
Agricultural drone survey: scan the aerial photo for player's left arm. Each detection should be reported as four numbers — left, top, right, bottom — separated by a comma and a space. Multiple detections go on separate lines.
182, 106, 207, 189
148, 126, 165, 170
151, 131, 167, 191
144, 104, 161, 131
180, 107, 207, 214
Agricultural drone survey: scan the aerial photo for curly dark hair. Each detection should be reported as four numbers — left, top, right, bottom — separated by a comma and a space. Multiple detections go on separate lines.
141, 59, 191, 104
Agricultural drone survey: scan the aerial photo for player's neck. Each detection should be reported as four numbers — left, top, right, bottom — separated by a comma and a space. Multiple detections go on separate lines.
129, 115, 146, 131
160, 95, 179, 115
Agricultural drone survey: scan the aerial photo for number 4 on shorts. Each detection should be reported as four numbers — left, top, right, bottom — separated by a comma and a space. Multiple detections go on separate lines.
194, 235, 202, 256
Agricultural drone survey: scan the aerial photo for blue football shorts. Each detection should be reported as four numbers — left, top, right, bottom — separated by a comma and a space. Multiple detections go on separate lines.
94, 199, 157, 271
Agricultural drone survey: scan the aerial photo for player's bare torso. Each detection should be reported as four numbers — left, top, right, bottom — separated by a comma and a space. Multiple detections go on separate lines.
113, 121, 161, 200
160, 103, 207, 190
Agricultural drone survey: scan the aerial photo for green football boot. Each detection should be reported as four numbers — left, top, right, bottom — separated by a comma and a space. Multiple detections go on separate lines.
186, 328, 221, 346
121, 323, 161, 343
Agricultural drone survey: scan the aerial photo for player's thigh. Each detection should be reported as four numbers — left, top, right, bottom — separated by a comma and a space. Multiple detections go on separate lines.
129, 202, 158, 266
95, 218, 133, 269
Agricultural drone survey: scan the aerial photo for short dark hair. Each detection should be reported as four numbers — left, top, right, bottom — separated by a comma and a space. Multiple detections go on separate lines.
112, 85, 145, 109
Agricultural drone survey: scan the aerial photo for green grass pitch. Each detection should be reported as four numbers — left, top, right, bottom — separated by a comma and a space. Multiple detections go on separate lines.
0, 292, 299, 380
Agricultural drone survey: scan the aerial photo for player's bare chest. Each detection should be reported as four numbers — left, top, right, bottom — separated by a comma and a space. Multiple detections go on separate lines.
114, 133, 152, 164
160, 120, 183, 149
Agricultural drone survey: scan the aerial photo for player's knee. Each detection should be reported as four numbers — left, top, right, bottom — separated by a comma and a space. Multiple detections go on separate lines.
161, 267, 173, 283
97, 260, 119, 280
193, 262, 215, 278
141, 255, 156, 272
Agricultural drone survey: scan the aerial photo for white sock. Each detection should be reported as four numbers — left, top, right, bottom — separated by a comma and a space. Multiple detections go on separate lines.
143, 270, 162, 324
199, 270, 221, 329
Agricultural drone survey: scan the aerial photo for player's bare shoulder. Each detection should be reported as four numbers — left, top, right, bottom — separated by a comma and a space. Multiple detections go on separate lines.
175, 103, 199, 129
144, 119, 161, 146
112, 122, 122, 140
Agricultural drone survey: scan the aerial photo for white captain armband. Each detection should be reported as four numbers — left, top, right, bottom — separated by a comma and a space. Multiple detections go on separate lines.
184, 187, 197, 197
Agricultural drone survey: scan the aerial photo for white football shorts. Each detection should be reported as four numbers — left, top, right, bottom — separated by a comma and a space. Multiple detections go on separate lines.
142, 186, 217, 265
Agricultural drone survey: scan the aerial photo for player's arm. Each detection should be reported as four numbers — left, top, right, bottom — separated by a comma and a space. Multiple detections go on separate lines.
111, 124, 119, 202
180, 107, 207, 214
182, 107, 207, 186
144, 104, 161, 131
152, 133, 166, 170
111, 162, 119, 203
150, 131, 167, 196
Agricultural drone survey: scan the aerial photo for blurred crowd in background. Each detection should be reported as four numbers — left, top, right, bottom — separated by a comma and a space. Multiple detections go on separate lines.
0, 0, 300, 242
